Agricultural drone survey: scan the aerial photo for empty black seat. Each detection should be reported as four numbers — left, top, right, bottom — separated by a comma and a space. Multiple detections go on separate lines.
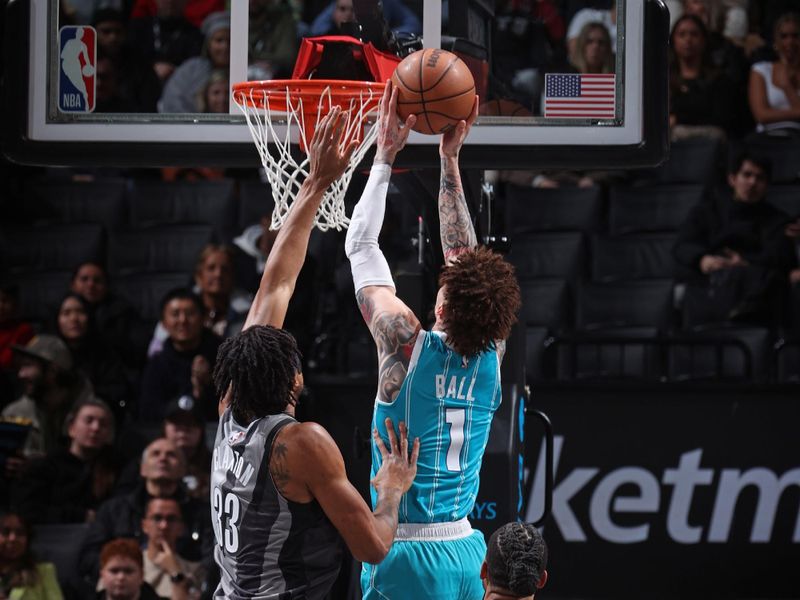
776, 339, 800, 383
556, 326, 664, 381
668, 326, 772, 381
519, 279, 570, 331
508, 233, 585, 280
745, 137, 800, 183
108, 225, 214, 275
26, 179, 128, 229
129, 179, 237, 239
591, 233, 678, 281
31, 523, 91, 593
114, 272, 192, 321
608, 184, 704, 234
653, 138, 722, 184
525, 326, 550, 381
0, 224, 105, 274
505, 186, 603, 234
766, 185, 800, 217
576, 280, 674, 330
238, 179, 275, 229
5, 270, 73, 324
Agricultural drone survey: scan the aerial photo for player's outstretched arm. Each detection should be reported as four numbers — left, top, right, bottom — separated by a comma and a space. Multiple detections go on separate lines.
278, 417, 419, 564
345, 82, 421, 403
438, 97, 479, 265
243, 107, 358, 331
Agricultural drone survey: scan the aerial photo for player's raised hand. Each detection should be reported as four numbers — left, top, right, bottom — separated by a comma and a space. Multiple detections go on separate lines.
308, 106, 360, 188
375, 80, 416, 166
371, 418, 420, 494
440, 95, 479, 159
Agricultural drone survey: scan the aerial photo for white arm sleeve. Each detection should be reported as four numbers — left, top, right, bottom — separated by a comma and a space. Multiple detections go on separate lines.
345, 163, 395, 293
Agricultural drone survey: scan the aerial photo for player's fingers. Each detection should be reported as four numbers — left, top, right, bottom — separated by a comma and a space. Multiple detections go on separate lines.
404, 114, 417, 131
321, 106, 340, 141
389, 85, 400, 123
410, 437, 420, 467
373, 427, 389, 458
384, 417, 400, 454
399, 421, 409, 457
342, 139, 359, 163
380, 81, 392, 119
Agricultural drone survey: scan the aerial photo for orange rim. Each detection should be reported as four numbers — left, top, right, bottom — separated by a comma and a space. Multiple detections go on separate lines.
232, 79, 386, 111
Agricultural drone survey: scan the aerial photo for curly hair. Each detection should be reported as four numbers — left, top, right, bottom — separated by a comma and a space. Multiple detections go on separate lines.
213, 325, 302, 424
438, 247, 521, 357
486, 522, 548, 596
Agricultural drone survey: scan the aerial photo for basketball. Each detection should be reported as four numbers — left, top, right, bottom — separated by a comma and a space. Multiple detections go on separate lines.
391, 49, 476, 135
82, 64, 95, 77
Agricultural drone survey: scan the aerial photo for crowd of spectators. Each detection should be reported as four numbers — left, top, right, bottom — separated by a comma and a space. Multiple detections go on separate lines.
1, 1, 800, 597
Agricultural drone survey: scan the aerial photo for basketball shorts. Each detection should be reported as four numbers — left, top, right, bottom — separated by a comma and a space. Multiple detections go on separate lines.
361, 518, 486, 600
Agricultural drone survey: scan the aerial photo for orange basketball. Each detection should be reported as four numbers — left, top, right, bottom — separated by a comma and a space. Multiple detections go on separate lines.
391, 49, 476, 135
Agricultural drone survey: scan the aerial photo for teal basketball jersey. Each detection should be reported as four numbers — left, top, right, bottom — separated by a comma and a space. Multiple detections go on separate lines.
371, 330, 502, 523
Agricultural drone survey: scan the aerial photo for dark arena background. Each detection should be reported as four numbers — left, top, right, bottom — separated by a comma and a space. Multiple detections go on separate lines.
2, 0, 800, 598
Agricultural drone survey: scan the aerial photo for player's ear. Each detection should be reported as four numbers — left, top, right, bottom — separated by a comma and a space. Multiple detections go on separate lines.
537, 569, 548, 589
479, 561, 488, 580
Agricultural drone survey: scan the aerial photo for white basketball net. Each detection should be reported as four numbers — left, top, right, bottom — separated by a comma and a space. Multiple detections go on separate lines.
235, 85, 381, 232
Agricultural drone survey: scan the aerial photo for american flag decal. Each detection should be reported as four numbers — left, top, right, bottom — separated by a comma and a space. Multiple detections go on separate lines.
544, 73, 616, 119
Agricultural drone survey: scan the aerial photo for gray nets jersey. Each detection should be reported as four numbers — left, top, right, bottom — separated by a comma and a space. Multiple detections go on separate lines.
211, 409, 342, 599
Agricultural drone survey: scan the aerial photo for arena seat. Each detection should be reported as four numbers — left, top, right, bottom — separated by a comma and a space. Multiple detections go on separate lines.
519, 278, 571, 331
505, 185, 603, 234
776, 340, 800, 383
508, 233, 586, 280
238, 179, 275, 229
114, 272, 192, 321
128, 179, 237, 240
608, 184, 704, 234
651, 137, 722, 184
556, 326, 664, 381
26, 178, 128, 229
525, 326, 551, 381
745, 137, 800, 183
0, 224, 105, 274
4, 270, 73, 325
591, 233, 678, 281
108, 225, 214, 275
576, 280, 675, 330
668, 326, 772, 381
765, 185, 800, 217
31, 522, 91, 594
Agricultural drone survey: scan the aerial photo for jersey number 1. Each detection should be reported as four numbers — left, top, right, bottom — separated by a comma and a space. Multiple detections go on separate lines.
213, 487, 241, 553
445, 408, 465, 472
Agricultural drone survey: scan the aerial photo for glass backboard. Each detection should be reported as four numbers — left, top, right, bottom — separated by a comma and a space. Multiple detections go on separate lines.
3, 0, 669, 169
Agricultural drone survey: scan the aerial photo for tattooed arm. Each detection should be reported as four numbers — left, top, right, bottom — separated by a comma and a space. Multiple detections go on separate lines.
438, 98, 479, 265
270, 419, 419, 564
357, 288, 421, 403
346, 82, 422, 401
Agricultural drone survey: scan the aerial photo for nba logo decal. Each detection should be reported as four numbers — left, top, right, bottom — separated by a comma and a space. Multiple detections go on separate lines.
58, 26, 96, 112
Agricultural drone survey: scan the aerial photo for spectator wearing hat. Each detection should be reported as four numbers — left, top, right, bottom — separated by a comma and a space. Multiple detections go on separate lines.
79, 438, 212, 590
10, 397, 123, 525
139, 289, 221, 423
2, 335, 94, 466
481, 522, 548, 600
0, 284, 34, 407
162, 395, 211, 500
129, 0, 204, 84
158, 11, 229, 113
